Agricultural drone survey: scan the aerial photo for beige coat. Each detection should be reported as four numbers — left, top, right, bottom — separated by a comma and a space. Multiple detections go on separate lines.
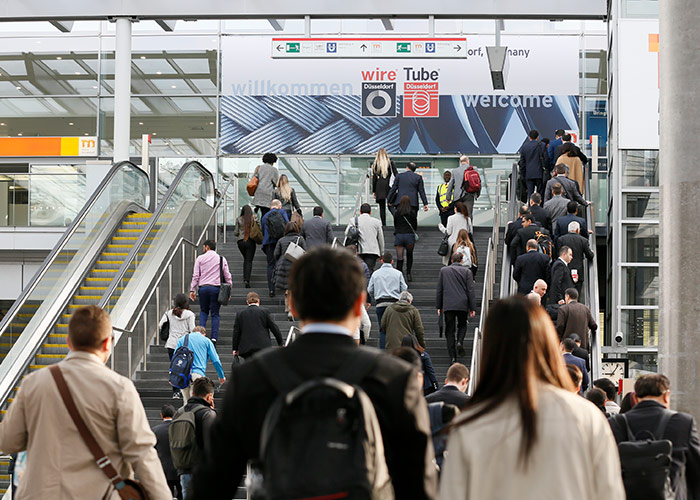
556, 154, 585, 195
0, 351, 171, 500
439, 384, 625, 500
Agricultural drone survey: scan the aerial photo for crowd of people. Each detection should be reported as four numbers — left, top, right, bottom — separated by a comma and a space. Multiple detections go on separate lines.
2, 148, 697, 500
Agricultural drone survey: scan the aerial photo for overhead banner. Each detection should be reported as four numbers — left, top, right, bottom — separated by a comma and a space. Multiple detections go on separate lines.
618, 20, 659, 149
221, 35, 580, 155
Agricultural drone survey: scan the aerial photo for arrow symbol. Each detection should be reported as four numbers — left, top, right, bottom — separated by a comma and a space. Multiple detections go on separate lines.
360, 44, 367, 51
276, 45, 283, 52
454, 45, 462, 51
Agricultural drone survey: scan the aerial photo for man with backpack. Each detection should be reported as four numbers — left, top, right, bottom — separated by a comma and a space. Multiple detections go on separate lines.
346, 203, 384, 274
172, 326, 225, 404
189, 247, 438, 500
609, 374, 700, 500
513, 239, 552, 295
445, 155, 481, 220
261, 199, 289, 297
169, 377, 217, 498
509, 214, 553, 264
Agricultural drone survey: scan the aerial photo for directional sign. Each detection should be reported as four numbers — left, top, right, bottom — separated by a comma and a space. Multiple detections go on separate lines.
271, 38, 468, 59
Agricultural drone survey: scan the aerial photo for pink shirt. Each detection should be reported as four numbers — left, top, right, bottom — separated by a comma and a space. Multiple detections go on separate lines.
190, 250, 232, 292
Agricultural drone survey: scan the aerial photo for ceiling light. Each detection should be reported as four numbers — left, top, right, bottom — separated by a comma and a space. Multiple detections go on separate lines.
151, 132, 157, 136
56, 56, 62, 60
92, 85, 98, 89
156, 71, 162, 75
209, 122, 214, 125
74, 72, 80, 75
138, 122, 143, 125
15, 86, 20, 90
68, 122, 74, 125
140, 56, 146, 59
0, 123, 5, 126
17, 133, 22, 136
84, 133, 89, 136
170, 85, 176, 88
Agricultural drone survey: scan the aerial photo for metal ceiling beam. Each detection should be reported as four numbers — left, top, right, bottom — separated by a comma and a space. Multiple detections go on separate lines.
380, 18, 394, 30
48, 20, 73, 32
155, 19, 177, 31
267, 19, 284, 31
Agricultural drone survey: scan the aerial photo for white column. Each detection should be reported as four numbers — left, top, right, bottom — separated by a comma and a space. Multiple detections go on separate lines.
113, 18, 132, 162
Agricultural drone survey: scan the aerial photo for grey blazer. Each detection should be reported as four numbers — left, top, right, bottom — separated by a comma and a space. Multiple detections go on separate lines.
251, 163, 279, 208
346, 213, 385, 257
301, 216, 334, 248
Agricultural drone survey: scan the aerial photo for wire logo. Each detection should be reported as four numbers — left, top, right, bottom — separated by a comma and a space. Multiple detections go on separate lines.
403, 82, 439, 117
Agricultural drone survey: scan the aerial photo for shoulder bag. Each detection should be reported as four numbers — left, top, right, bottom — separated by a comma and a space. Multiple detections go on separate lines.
246, 166, 260, 196
402, 215, 419, 241
217, 255, 232, 305
159, 312, 170, 342
285, 237, 305, 262
250, 217, 263, 244
437, 233, 449, 256
50, 365, 150, 500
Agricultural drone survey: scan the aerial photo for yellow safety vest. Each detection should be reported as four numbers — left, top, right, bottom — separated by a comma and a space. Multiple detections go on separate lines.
437, 183, 450, 207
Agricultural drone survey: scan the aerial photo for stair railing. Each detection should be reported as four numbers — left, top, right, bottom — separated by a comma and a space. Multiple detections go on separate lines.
584, 168, 602, 381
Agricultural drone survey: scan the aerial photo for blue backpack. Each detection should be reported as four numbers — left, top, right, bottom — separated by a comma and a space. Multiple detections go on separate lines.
169, 334, 194, 389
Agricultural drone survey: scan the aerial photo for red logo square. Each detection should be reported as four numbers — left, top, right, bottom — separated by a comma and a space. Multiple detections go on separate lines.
403, 82, 439, 118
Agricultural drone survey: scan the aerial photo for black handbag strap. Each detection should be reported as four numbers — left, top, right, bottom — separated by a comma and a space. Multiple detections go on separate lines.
403, 215, 418, 238
219, 255, 224, 284
620, 410, 676, 441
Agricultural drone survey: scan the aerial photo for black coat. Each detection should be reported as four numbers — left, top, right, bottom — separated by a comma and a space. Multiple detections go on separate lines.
273, 232, 306, 290
372, 160, 398, 201
425, 385, 469, 408
610, 401, 700, 500
176, 397, 216, 474
556, 233, 594, 280
436, 263, 477, 312
152, 420, 177, 481
388, 170, 428, 208
510, 223, 550, 263
518, 139, 549, 180
505, 218, 524, 247
189, 332, 438, 500
232, 305, 283, 357
530, 204, 552, 232
513, 250, 551, 295
550, 258, 575, 304
554, 213, 587, 240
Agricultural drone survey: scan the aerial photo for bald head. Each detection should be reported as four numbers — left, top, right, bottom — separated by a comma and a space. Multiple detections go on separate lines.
533, 279, 548, 298
270, 199, 282, 209
526, 239, 538, 251
526, 292, 541, 305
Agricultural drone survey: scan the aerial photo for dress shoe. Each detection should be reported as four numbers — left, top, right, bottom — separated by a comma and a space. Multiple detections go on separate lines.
407, 273, 413, 282
457, 342, 465, 356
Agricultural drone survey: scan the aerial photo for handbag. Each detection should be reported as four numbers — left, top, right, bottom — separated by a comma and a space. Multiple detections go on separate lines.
290, 210, 304, 230
217, 255, 231, 305
437, 234, 450, 256
246, 166, 260, 196
250, 218, 263, 244
50, 365, 150, 500
285, 237, 305, 262
403, 215, 419, 241
159, 314, 170, 342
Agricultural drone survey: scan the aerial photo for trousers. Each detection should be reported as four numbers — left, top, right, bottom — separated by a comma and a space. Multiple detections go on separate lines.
444, 310, 468, 360
197, 285, 221, 341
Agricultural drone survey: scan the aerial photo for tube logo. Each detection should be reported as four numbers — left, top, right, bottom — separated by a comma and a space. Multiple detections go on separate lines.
404, 82, 439, 117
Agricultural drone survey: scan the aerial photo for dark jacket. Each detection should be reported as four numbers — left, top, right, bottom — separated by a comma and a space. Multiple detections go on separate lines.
260, 208, 290, 247
544, 175, 586, 205
421, 352, 438, 395
518, 139, 549, 180
550, 258, 575, 304
372, 160, 398, 201
176, 396, 216, 474
505, 218, 524, 247
394, 209, 418, 235
548, 137, 563, 170
554, 213, 587, 240
556, 301, 597, 351
609, 401, 700, 500
273, 232, 306, 290
300, 216, 334, 249
425, 385, 469, 408
152, 420, 177, 481
273, 188, 301, 214
513, 250, 551, 295
436, 263, 477, 313
563, 352, 589, 392
556, 232, 594, 280
232, 305, 282, 357
388, 170, 428, 208
189, 332, 438, 499
530, 204, 552, 232
553, 142, 588, 167
572, 345, 590, 371
381, 301, 426, 350
510, 223, 550, 263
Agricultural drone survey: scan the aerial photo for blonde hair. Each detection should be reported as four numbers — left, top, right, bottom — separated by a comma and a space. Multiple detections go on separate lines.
459, 155, 470, 164
372, 148, 390, 178
277, 174, 292, 203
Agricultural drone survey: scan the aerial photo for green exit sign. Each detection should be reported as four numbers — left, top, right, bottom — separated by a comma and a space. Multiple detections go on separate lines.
286, 42, 301, 53
396, 42, 411, 53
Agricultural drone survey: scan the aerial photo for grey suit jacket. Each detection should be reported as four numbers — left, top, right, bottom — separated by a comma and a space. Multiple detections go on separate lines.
544, 175, 585, 205
544, 195, 570, 224
301, 216, 334, 248
346, 213, 385, 256
251, 163, 279, 208
446, 164, 468, 202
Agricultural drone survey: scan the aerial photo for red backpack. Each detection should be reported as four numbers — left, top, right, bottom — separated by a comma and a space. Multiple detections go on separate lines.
463, 165, 482, 194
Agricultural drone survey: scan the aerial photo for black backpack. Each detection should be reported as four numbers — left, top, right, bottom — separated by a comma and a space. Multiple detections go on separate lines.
534, 230, 554, 262
615, 411, 677, 500
346, 216, 360, 247
251, 351, 394, 500
168, 334, 194, 389
169, 404, 210, 470
266, 210, 286, 241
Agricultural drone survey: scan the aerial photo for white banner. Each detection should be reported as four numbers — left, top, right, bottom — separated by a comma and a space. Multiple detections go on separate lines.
618, 20, 659, 149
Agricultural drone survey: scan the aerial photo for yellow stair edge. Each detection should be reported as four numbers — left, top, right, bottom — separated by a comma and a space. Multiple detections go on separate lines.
73, 295, 103, 300
79, 287, 108, 291
113, 237, 138, 241
49, 334, 68, 339
36, 354, 66, 359
96, 261, 124, 265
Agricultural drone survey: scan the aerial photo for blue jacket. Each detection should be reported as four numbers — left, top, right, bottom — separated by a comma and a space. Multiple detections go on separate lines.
563, 352, 589, 393
554, 213, 587, 240
518, 139, 549, 180
548, 137, 563, 169
177, 333, 225, 379
388, 170, 428, 208
260, 208, 289, 246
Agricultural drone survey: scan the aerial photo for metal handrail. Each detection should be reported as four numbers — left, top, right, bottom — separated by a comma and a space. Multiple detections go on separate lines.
500, 163, 520, 298
468, 237, 493, 396
97, 161, 215, 309
0, 161, 148, 339
584, 168, 602, 380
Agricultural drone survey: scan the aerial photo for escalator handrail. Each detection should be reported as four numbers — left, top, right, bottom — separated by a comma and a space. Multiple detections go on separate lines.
584, 168, 602, 380
500, 163, 520, 298
97, 161, 215, 310
468, 237, 492, 396
0, 161, 148, 338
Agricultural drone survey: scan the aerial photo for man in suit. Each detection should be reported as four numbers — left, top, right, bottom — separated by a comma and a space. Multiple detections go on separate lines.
425, 363, 470, 408
543, 182, 571, 225
190, 247, 438, 499
510, 214, 551, 264
0, 306, 172, 499
505, 205, 529, 248
529, 192, 552, 231
551, 246, 575, 305
300, 206, 334, 249
232, 292, 283, 360
544, 164, 588, 205
436, 253, 477, 364
556, 288, 598, 351
552, 133, 588, 166
518, 129, 549, 200
609, 374, 700, 500
562, 338, 589, 393
388, 161, 429, 213
548, 129, 565, 170
554, 200, 588, 240
513, 239, 552, 295
346, 203, 384, 273
153, 404, 182, 499
445, 156, 480, 219
556, 221, 594, 293
567, 333, 590, 372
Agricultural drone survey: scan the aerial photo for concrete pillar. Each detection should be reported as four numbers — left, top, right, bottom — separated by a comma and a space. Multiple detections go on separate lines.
659, 1, 700, 415
113, 18, 132, 162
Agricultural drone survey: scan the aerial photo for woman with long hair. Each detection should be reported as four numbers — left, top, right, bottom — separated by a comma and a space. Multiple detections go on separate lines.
371, 148, 398, 226
439, 201, 473, 265
158, 293, 196, 399
274, 174, 301, 220
452, 229, 478, 277
234, 205, 258, 288
392, 195, 418, 281
556, 142, 584, 195
440, 296, 624, 499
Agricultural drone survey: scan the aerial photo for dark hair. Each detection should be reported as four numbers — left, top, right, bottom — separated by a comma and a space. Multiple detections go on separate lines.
69, 305, 111, 350
454, 201, 469, 219
360, 203, 371, 214
407, 162, 417, 172
203, 239, 216, 251
559, 245, 571, 257
192, 376, 215, 398
561, 142, 576, 157
566, 200, 578, 214
565, 288, 578, 301
161, 404, 176, 418
635, 374, 671, 398
284, 221, 298, 236
555, 164, 567, 175
522, 214, 534, 223
541, 138, 550, 146
396, 195, 412, 216
391, 346, 421, 370
262, 152, 278, 165
528, 130, 539, 140
563, 133, 572, 141
382, 251, 393, 263
552, 182, 563, 195
567, 333, 581, 343
172, 293, 189, 318
593, 378, 617, 401
446, 363, 470, 383
620, 392, 636, 413
562, 338, 576, 352
519, 205, 529, 216
585, 388, 608, 413
555, 129, 565, 137
454, 297, 573, 464
567, 364, 582, 388
313, 206, 323, 216
289, 247, 365, 322
530, 193, 541, 205
241, 205, 253, 241
400, 334, 424, 353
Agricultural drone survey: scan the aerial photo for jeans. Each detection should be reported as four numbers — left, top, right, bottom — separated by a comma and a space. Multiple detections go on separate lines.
197, 285, 221, 341
444, 310, 468, 360
360, 254, 378, 275
167, 348, 180, 395
376, 306, 388, 349
180, 474, 192, 499
526, 178, 543, 201
237, 238, 256, 283
263, 243, 276, 292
